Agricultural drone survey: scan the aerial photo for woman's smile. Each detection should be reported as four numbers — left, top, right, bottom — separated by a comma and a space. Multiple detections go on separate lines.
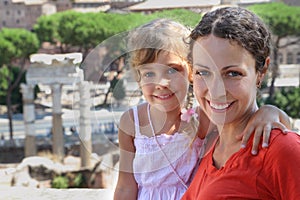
208, 101, 235, 112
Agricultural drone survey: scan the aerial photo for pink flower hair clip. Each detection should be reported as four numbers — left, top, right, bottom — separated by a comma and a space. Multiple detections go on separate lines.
180, 108, 198, 123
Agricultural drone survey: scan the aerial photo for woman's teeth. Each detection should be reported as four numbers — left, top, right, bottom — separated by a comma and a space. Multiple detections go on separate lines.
210, 102, 231, 110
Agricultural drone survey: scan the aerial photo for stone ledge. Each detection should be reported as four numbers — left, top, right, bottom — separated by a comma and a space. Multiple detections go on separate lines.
0, 187, 114, 200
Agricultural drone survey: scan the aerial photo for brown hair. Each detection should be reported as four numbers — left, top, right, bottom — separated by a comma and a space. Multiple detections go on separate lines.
190, 7, 272, 73
127, 18, 191, 72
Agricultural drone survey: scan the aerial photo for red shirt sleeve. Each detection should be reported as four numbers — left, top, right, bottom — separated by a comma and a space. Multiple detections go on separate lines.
258, 130, 300, 199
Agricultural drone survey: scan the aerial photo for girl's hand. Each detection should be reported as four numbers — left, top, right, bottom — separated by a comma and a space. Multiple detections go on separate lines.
237, 105, 291, 155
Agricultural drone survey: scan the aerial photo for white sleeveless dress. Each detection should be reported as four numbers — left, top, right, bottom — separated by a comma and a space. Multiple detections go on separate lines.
132, 105, 205, 200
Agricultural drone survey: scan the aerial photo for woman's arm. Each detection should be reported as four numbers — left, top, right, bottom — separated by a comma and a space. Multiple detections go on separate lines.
238, 104, 291, 155
114, 112, 138, 200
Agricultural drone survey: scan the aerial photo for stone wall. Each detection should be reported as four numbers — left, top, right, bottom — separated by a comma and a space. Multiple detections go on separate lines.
0, 187, 114, 200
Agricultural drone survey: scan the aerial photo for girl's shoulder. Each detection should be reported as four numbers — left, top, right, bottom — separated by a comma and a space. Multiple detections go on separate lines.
119, 108, 135, 137
135, 103, 150, 126
119, 103, 149, 136
120, 103, 147, 121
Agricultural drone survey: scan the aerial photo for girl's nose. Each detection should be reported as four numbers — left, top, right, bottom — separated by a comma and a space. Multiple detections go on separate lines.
156, 78, 170, 89
159, 78, 170, 86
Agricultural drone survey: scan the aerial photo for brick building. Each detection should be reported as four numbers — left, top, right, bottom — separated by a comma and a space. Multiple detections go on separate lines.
0, 0, 71, 30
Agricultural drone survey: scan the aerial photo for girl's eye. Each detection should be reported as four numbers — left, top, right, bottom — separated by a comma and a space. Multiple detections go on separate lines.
195, 70, 210, 76
167, 67, 179, 74
144, 71, 155, 78
227, 71, 243, 77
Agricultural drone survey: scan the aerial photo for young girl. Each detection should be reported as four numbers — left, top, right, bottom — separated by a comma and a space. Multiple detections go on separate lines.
182, 7, 300, 199
113, 19, 290, 200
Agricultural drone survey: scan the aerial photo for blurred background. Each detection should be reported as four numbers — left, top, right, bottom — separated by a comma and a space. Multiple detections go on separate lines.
0, 0, 299, 196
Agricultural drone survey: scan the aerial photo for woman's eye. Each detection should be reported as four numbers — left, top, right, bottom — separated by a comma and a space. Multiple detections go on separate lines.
227, 71, 242, 77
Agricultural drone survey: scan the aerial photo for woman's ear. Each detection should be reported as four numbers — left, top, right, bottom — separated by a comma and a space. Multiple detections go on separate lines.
256, 57, 270, 88
262, 57, 270, 74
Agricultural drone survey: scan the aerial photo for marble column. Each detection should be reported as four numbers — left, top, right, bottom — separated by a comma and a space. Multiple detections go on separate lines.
79, 81, 92, 168
20, 84, 36, 157
51, 84, 64, 163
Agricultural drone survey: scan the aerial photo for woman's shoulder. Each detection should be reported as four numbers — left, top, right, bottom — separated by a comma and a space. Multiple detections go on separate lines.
269, 129, 300, 144
267, 129, 300, 158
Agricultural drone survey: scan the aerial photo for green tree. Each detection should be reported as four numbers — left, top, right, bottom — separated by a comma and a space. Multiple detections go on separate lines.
150, 8, 201, 28
0, 66, 26, 106
56, 11, 82, 53
32, 9, 203, 109
0, 37, 15, 66
248, 3, 300, 99
33, 13, 61, 45
0, 28, 39, 140
266, 87, 300, 118
33, 11, 158, 57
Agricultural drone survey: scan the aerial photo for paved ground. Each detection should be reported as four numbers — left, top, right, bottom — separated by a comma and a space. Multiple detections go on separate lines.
0, 154, 118, 199
0, 187, 114, 200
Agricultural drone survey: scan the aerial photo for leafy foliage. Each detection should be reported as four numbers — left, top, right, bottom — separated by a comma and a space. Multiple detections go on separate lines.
72, 173, 85, 188
248, 3, 300, 37
57, 11, 82, 48
248, 3, 300, 99
0, 28, 39, 105
0, 28, 39, 138
0, 36, 15, 66
33, 14, 61, 44
0, 28, 40, 59
266, 87, 300, 118
33, 9, 201, 55
0, 28, 39, 107
0, 66, 10, 96
51, 175, 69, 189
0, 66, 25, 107
150, 9, 201, 28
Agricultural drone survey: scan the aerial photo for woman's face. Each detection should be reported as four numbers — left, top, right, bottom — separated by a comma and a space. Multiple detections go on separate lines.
138, 50, 190, 112
192, 35, 260, 125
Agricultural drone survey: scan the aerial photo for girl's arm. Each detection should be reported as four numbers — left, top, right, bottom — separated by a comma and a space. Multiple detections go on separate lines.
197, 105, 291, 155
114, 112, 138, 200
238, 104, 291, 155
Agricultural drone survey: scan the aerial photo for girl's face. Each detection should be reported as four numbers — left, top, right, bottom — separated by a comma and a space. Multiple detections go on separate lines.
138, 50, 190, 112
192, 35, 261, 125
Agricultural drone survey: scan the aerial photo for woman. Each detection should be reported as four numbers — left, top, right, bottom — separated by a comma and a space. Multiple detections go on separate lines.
182, 7, 300, 199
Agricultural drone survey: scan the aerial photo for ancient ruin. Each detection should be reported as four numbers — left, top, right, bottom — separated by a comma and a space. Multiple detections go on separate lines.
21, 53, 92, 168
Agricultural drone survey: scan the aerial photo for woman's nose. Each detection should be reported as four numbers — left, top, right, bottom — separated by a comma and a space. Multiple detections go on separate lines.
209, 78, 226, 99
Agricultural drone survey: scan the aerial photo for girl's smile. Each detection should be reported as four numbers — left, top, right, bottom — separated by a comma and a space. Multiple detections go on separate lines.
153, 93, 175, 100
138, 50, 190, 112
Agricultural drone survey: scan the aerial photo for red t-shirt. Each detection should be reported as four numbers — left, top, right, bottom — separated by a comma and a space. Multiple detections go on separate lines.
182, 129, 300, 200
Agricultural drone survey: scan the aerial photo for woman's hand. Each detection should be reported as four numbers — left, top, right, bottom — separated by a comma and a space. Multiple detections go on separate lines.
237, 105, 291, 155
